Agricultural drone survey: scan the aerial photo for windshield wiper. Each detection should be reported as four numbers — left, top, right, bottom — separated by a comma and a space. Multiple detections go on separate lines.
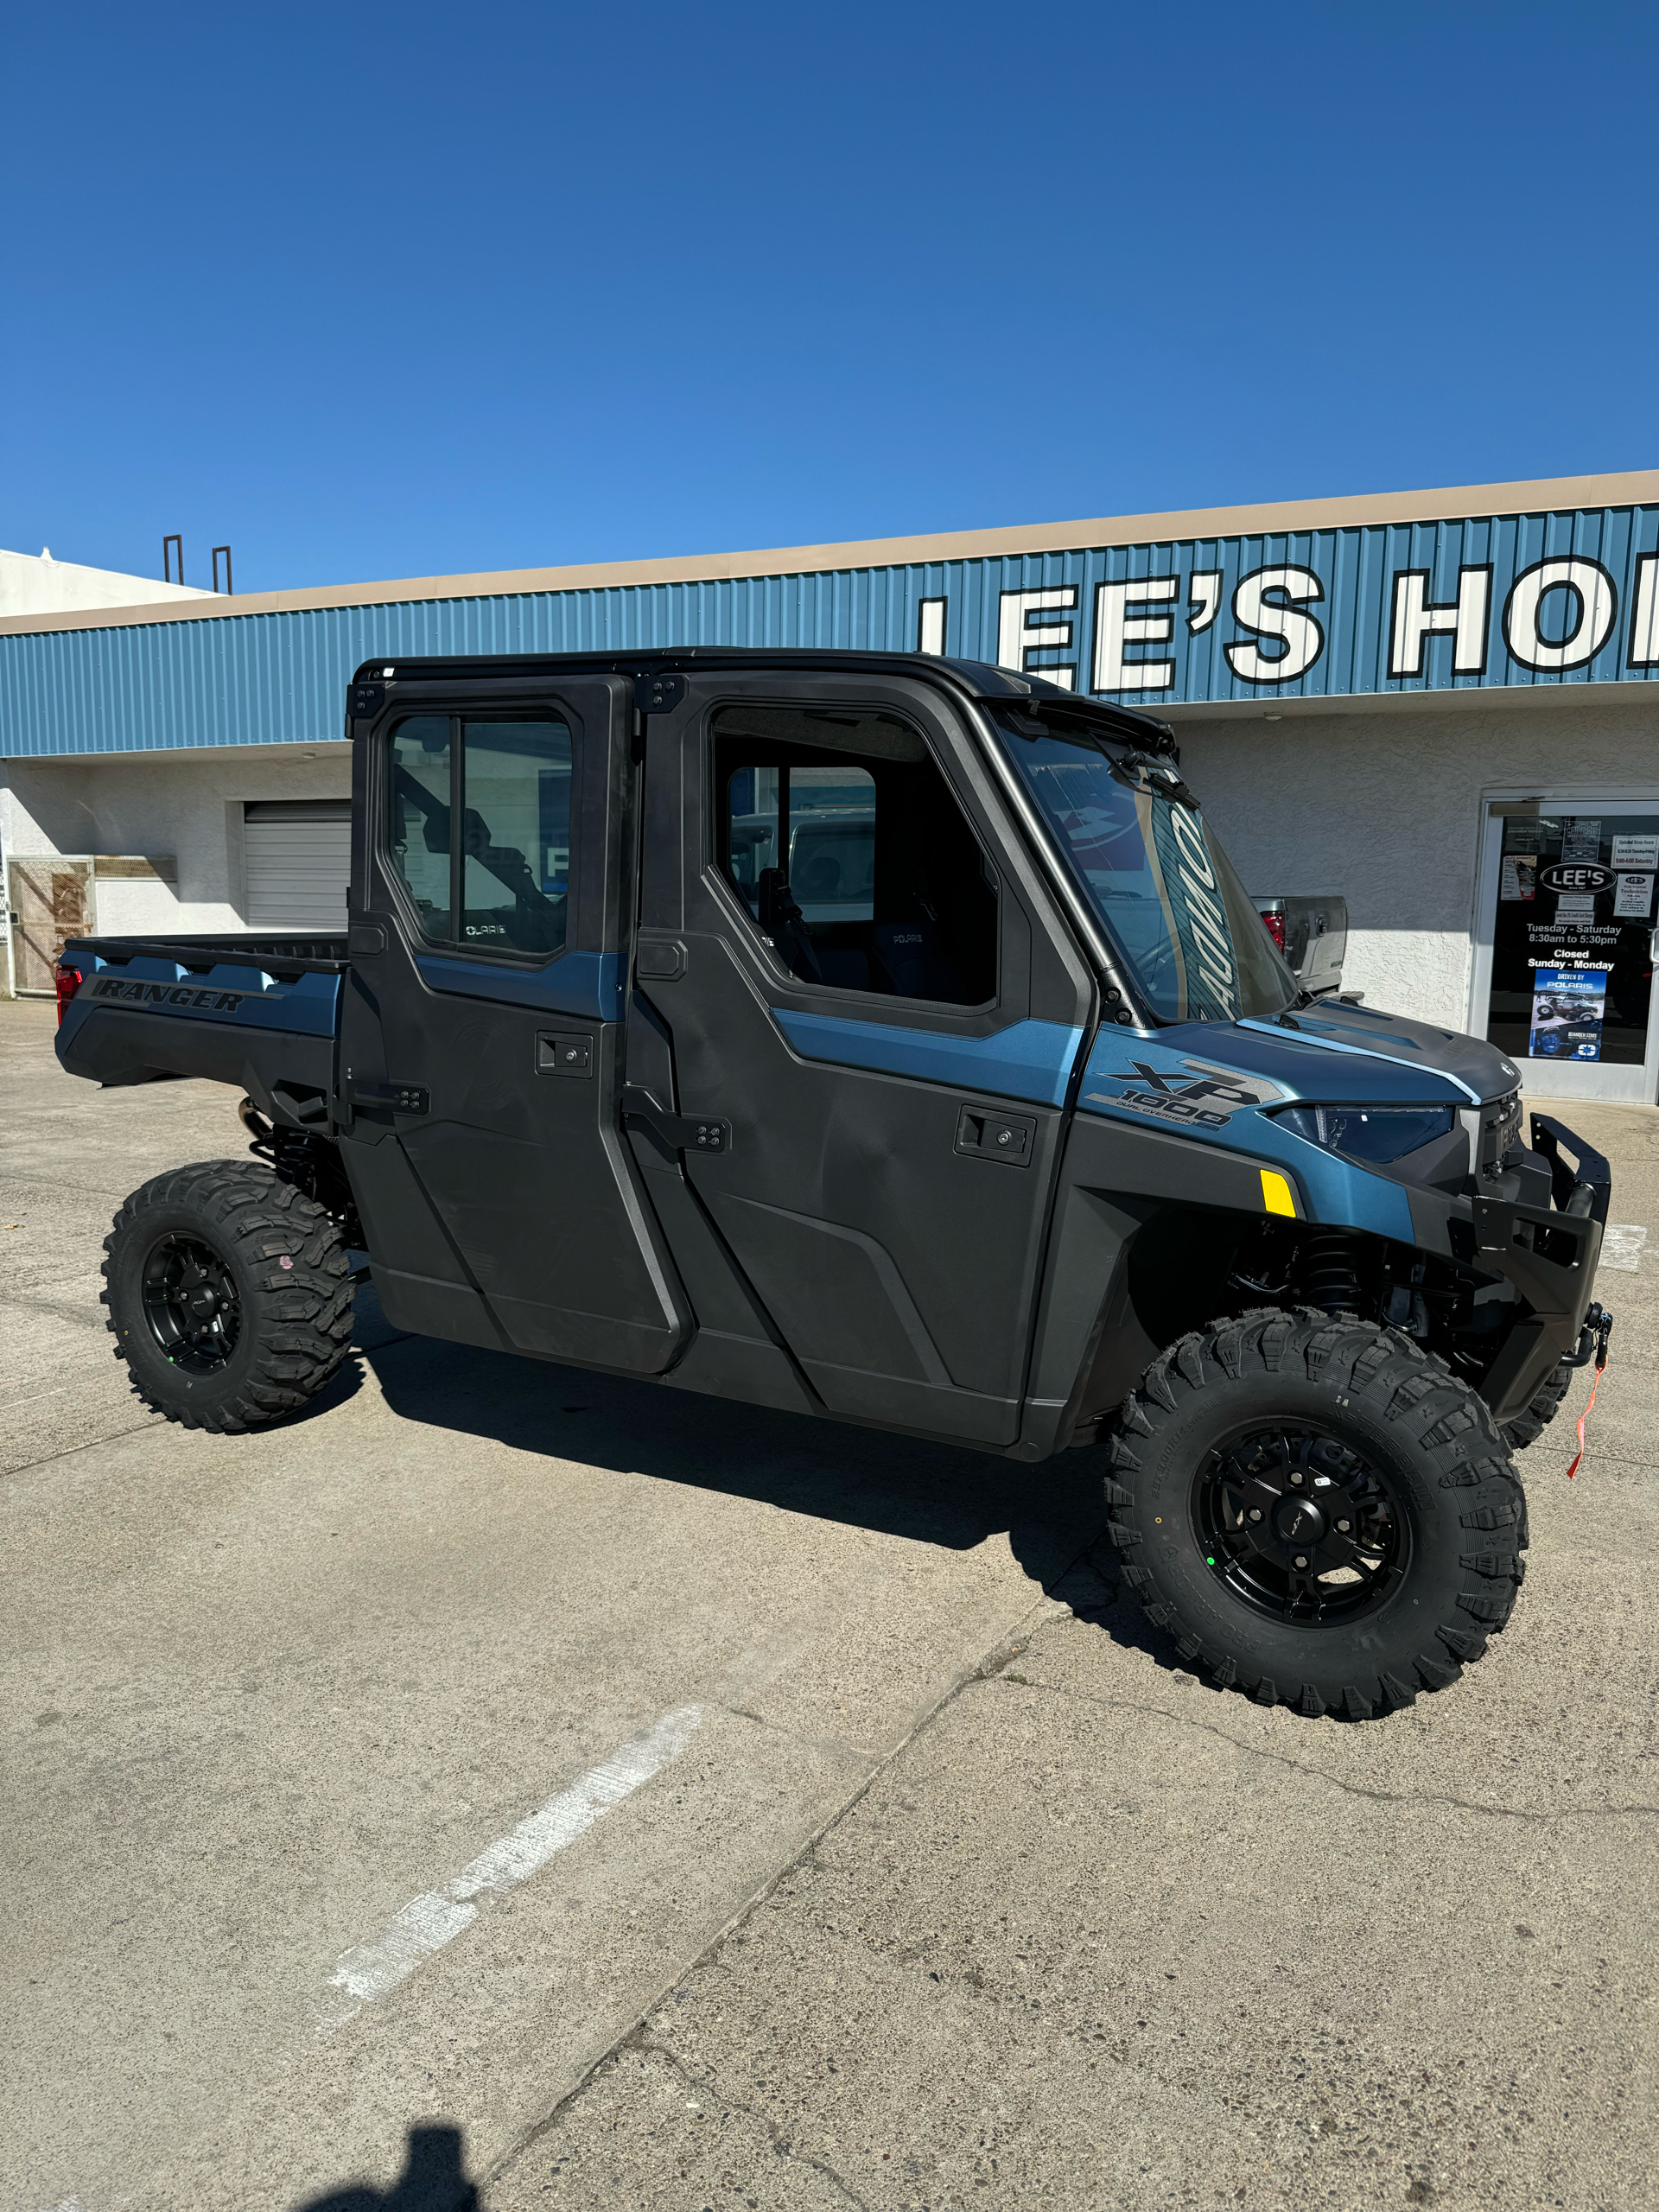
1106, 749, 1200, 809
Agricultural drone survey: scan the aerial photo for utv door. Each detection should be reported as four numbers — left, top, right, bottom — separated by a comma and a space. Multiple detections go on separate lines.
340, 674, 689, 1372
627, 670, 1096, 1446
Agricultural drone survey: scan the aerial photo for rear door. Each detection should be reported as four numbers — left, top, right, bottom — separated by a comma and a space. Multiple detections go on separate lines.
340, 674, 690, 1373
627, 669, 1097, 1446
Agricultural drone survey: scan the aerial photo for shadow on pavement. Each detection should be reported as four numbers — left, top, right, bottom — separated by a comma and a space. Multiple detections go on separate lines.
298, 2123, 479, 2212
354, 1293, 1183, 1678
360, 1320, 1092, 1554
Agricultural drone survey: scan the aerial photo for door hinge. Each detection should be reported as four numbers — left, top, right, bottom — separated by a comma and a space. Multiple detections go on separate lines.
633, 671, 685, 719
350, 1080, 429, 1116
621, 1086, 730, 1157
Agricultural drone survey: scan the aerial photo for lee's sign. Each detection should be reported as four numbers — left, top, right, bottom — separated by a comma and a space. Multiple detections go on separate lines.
969, 546, 1659, 697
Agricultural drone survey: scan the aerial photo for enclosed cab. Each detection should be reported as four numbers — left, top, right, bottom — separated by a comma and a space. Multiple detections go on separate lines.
55, 651, 1614, 1719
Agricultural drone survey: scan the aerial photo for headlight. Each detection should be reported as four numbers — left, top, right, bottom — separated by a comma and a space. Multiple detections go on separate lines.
1274, 1103, 1457, 1165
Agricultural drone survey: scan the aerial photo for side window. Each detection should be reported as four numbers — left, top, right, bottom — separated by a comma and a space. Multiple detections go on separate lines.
714, 706, 996, 1007
387, 713, 572, 956
388, 718, 453, 937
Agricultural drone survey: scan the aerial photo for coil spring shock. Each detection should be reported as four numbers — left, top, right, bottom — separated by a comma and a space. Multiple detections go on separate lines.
1295, 1231, 1363, 1315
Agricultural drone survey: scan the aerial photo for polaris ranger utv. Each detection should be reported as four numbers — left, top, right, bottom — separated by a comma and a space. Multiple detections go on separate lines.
54, 650, 1615, 1719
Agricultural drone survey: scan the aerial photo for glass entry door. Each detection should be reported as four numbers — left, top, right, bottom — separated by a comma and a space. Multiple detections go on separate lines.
1473, 798, 1659, 1104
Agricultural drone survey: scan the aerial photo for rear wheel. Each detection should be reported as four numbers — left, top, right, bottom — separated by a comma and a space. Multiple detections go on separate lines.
102, 1160, 354, 1432
1103, 1308, 1526, 1719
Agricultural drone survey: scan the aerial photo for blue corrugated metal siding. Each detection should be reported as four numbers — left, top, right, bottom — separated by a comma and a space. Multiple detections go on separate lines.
3, 500, 1656, 757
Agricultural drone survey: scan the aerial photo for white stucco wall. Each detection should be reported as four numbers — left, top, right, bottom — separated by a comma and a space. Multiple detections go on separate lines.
1176, 691, 1659, 1035
1, 746, 352, 968
6, 700, 1657, 1043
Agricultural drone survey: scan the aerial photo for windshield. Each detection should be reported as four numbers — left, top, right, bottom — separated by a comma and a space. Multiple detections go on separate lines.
993, 717, 1298, 1022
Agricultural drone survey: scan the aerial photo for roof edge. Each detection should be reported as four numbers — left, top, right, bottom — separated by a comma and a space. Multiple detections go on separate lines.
5, 469, 1657, 641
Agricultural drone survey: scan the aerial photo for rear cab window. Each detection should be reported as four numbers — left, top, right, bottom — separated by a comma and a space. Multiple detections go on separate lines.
387, 715, 572, 957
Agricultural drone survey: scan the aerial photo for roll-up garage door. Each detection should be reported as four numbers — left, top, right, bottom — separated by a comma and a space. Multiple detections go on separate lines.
242, 800, 352, 928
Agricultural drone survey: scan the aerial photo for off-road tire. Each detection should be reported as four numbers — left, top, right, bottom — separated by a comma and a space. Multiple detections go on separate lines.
1103, 1307, 1527, 1719
1500, 1358, 1573, 1452
102, 1160, 355, 1433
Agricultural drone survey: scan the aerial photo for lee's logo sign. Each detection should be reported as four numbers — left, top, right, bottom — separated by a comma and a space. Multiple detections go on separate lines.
988, 550, 1659, 694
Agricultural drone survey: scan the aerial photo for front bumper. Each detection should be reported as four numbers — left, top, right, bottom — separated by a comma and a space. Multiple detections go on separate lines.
1471, 1114, 1611, 1424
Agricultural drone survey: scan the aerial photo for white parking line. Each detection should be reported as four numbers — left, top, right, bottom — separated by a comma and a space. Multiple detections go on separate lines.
329, 1703, 705, 2002
1601, 1224, 1648, 1274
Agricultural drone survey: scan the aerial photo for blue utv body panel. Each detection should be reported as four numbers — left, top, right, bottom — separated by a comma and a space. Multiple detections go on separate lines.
413, 950, 624, 1023
60, 953, 341, 1051
771, 1008, 1086, 1108
1072, 1022, 1476, 1243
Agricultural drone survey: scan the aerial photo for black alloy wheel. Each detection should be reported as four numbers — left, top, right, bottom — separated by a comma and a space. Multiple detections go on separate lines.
1193, 1421, 1410, 1626
1101, 1308, 1529, 1719
142, 1232, 243, 1373
103, 1159, 355, 1432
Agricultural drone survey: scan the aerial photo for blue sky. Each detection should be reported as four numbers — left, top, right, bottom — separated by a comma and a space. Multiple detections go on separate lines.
5, 2, 1656, 593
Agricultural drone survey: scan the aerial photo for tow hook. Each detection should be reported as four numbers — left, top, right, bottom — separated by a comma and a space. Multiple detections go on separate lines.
1564, 1302, 1614, 1372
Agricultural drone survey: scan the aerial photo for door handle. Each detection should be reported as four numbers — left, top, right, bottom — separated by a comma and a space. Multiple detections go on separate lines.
621, 1086, 730, 1156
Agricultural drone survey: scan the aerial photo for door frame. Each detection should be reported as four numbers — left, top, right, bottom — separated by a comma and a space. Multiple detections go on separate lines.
1468, 781, 1659, 1106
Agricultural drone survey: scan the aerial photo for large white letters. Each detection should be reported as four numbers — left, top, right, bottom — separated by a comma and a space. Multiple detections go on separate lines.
1092, 576, 1179, 691
1224, 567, 1325, 685
1186, 571, 1224, 634
1503, 557, 1618, 671
1389, 564, 1491, 678
997, 587, 1077, 690
1627, 553, 1659, 669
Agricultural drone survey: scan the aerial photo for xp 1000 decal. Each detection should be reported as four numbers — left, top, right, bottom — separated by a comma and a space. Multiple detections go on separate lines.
1085, 1057, 1287, 1132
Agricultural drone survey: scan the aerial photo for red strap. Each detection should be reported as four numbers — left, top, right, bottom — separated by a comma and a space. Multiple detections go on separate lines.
1565, 1359, 1606, 1480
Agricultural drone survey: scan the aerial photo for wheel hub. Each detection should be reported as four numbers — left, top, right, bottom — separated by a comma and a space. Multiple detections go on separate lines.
1272, 1493, 1326, 1547
1193, 1423, 1408, 1625
141, 1234, 242, 1375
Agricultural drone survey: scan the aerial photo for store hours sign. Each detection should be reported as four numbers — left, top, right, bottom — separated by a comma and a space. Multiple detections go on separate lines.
948, 505, 1659, 705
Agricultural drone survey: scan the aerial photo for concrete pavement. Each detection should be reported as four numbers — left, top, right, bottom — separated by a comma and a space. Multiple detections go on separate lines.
3, 997, 1656, 2212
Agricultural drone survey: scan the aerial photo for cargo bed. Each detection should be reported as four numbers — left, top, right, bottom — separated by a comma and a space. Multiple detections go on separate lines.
55, 931, 349, 1128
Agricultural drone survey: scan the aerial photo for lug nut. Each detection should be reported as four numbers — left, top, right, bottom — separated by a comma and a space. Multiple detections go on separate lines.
1247, 1509, 1262, 1522
1336, 1518, 1351, 1533
1287, 1471, 1302, 1485
1293, 1554, 1309, 1569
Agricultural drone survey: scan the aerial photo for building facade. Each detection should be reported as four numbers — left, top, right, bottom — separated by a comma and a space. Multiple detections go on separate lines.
3, 473, 1656, 1103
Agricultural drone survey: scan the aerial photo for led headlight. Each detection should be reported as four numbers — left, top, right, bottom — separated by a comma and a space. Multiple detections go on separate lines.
1273, 1103, 1456, 1165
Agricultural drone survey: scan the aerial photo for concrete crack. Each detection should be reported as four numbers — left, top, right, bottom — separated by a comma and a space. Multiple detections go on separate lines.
482, 1587, 1071, 2194
1010, 1674, 1659, 1822
3, 1410, 167, 1484
632, 2034, 875, 2210
711, 1700, 884, 1770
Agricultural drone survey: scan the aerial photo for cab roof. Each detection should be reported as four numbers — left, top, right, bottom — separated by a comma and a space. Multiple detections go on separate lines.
347, 646, 1177, 754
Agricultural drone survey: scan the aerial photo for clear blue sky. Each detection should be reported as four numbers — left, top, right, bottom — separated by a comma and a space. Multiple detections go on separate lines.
6, 2, 1656, 594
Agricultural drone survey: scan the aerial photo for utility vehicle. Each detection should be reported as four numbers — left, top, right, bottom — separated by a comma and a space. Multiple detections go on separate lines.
54, 650, 1614, 1718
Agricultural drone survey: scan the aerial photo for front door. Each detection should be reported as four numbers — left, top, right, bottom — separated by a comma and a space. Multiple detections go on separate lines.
340, 676, 690, 1372
1473, 797, 1659, 1106
626, 671, 1097, 1447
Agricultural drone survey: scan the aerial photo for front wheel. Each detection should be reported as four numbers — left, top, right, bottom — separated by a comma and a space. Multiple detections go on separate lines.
102, 1160, 355, 1433
1103, 1309, 1526, 1719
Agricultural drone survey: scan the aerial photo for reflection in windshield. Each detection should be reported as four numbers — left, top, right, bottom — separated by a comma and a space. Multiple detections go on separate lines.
995, 724, 1297, 1023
